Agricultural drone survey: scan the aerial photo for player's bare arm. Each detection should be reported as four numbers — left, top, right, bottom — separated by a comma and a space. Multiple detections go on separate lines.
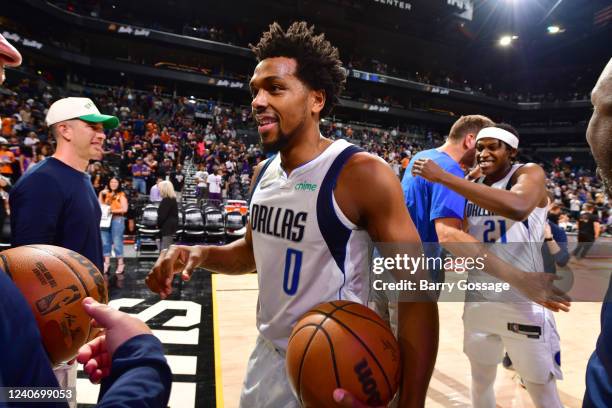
587, 57, 612, 195
434, 220, 570, 312
426, 179, 569, 312
146, 162, 265, 297
412, 160, 547, 221
336, 152, 439, 408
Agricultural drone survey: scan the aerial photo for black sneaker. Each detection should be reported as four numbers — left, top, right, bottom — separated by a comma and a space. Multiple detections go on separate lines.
502, 353, 514, 371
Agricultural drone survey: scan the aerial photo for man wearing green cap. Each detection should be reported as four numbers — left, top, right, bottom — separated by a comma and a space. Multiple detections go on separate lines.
10, 96, 119, 270
9, 96, 119, 400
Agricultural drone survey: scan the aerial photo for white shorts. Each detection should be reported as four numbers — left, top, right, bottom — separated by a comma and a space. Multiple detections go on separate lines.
463, 303, 563, 384
54, 362, 77, 408
239, 335, 300, 408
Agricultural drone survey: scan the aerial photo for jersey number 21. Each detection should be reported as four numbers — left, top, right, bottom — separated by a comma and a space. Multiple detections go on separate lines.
483, 220, 507, 243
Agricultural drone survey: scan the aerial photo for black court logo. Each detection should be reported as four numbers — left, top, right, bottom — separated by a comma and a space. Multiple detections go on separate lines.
354, 358, 383, 405
35, 285, 81, 316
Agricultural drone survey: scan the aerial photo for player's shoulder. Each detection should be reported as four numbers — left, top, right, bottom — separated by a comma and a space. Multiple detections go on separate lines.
515, 162, 546, 178
345, 151, 391, 175
248, 156, 276, 189
339, 151, 398, 193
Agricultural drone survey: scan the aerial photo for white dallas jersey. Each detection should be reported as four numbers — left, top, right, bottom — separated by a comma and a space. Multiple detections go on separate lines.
250, 139, 371, 350
466, 164, 547, 305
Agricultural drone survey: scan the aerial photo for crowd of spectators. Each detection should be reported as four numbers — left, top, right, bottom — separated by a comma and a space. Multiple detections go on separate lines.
0, 78, 265, 235
0, 77, 609, 241
545, 156, 611, 234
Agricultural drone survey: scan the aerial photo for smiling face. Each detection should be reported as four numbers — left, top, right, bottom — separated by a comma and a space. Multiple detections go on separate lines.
109, 178, 119, 191
476, 138, 516, 178
77, 120, 106, 161
55, 119, 106, 162
249, 57, 322, 154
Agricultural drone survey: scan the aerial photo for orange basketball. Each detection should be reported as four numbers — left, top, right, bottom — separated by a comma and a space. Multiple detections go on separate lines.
1, 245, 108, 365
286, 301, 401, 407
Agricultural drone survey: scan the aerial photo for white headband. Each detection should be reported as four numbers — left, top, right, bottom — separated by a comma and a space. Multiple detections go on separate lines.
476, 127, 519, 149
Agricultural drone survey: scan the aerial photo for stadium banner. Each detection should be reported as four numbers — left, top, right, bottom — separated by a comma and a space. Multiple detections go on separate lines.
371, 0, 413, 11
349, 69, 516, 109
1, 31, 43, 50
107, 23, 151, 37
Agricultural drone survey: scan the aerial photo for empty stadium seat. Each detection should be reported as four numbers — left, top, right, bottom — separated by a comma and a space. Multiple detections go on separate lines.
225, 210, 246, 241
183, 206, 206, 241
203, 206, 225, 242
136, 204, 161, 254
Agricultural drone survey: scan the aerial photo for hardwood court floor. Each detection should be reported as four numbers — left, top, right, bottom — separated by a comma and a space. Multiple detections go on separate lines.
215, 268, 604, 408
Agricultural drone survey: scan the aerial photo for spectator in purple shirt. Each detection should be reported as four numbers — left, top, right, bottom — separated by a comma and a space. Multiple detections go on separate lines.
131, 157, 150, 194
149, 177, 163, 203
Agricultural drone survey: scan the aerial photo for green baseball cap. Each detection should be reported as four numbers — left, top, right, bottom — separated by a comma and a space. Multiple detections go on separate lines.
46, 97, 119, 129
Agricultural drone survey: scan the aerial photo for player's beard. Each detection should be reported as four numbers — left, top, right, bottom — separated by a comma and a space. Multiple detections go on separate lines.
261, 131, 290, 154
261, 121, 300, 154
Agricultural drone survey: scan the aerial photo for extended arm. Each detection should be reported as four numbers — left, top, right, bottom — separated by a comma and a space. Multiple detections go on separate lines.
337, 154, 438, 408
434, 220, 569, 311
412, 160, 547, 221
146, 162, 264, 297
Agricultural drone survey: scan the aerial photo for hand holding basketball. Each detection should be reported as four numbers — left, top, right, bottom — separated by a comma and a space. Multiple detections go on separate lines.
2, 245, 108, 365
333, 388, 387, 408
77, 297, 152, 383
146, 245, 207, 298
286, 301, 400, 408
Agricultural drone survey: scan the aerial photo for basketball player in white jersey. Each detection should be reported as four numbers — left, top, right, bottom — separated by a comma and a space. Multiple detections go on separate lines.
412, 124, 563, 407
147, 22, 437, 408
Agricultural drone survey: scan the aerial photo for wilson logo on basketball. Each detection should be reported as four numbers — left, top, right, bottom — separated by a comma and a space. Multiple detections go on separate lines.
354, 358, 383, 405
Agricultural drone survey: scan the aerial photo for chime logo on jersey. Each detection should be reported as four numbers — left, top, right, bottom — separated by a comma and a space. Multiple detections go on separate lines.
295, 181, 317, 191
250, 204, 307, 242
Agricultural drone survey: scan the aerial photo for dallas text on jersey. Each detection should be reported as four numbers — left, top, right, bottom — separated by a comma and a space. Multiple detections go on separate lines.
250, 204, 308, 242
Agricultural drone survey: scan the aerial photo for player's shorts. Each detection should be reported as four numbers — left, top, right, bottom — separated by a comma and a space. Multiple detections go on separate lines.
463, 302, 562, 384
54, 362, 77, 408
239, 335, 300, 408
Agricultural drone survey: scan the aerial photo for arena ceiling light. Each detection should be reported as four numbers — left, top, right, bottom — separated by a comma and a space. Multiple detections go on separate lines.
498, 35, 517, 46
547, 25, 564, 34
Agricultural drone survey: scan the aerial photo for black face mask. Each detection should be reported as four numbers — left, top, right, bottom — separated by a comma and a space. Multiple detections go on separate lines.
548, 213, 560, 224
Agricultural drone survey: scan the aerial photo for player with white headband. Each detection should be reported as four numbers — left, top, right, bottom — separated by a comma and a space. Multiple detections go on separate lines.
412, 123, 565, 407
476, 125, 519, 149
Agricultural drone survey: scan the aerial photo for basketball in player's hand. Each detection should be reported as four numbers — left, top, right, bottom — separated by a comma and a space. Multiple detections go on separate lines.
1, 245, 108, 365
286, 301, 400, 407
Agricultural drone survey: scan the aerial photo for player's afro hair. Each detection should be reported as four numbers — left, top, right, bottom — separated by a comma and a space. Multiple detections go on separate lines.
250, 21, 347, 116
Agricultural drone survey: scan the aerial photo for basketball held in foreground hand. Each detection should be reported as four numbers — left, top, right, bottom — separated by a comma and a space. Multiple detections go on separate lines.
1, 245, 108, 365
286, 301, 401, 407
